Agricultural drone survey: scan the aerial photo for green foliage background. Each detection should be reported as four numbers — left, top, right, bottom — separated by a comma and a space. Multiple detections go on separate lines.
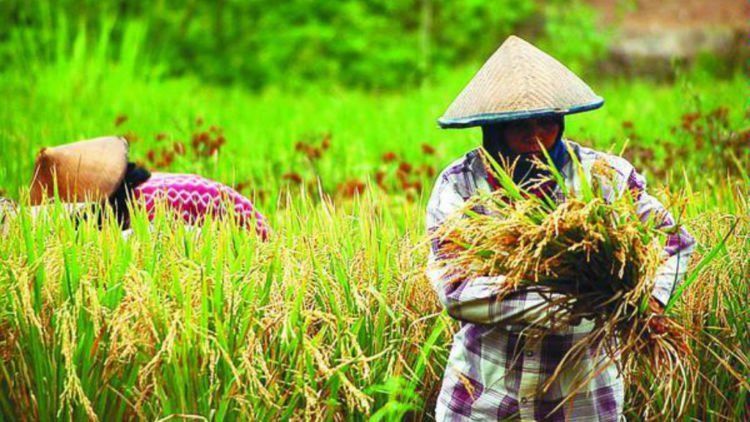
0, 0, 616, 89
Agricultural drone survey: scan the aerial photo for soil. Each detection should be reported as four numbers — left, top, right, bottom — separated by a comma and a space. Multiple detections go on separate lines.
587, 0, 750, 31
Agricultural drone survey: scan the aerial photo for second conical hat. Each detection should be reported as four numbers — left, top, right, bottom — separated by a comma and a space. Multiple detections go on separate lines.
438, 35, 603, 128
30, 136, 129, 205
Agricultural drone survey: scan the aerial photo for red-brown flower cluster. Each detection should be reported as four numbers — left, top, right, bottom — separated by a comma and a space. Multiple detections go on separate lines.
294, 132, 332, 162
623, 106, 748, 178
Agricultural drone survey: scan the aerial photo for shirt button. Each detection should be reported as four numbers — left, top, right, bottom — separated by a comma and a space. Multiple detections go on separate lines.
525, 350, 533, 357
521, 397, 528, 404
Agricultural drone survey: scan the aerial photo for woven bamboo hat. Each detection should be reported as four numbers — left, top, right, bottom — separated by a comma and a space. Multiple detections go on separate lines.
438, 35, 603, 129
30, 136, 129, 205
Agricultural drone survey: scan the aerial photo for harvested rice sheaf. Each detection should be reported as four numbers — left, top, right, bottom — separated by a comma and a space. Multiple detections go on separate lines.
430, 149, 698, 415
438, 194, 664, 322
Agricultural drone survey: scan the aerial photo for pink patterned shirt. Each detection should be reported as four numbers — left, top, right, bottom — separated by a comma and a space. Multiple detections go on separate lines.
133, 173, 269, 240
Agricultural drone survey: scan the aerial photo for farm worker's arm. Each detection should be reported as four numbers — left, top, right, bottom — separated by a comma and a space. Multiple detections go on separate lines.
425, 172, 551, 325
627, 169, 697, 307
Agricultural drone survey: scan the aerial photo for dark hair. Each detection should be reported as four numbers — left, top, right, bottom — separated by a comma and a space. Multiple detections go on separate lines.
107, 162, 151, 228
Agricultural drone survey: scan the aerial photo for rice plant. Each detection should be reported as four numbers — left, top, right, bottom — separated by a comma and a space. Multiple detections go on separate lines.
0, 191, 449, 420
0, 25, 747, 418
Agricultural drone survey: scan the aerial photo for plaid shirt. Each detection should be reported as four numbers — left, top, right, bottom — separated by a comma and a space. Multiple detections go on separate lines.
426, 140, 696, 421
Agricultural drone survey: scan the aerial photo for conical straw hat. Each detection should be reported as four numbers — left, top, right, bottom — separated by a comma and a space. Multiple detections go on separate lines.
438, 35, 603, 129
30, 136, 129, 205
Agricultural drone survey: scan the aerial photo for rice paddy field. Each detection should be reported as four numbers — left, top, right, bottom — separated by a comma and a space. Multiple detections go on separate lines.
0, 16, 749, 421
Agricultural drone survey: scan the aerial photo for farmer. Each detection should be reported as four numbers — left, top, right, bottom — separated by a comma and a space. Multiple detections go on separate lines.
20, 136, 269, 238
426, 35, 695, 421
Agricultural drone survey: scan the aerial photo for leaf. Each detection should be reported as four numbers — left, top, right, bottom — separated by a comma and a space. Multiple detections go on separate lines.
665, 218, 738, 312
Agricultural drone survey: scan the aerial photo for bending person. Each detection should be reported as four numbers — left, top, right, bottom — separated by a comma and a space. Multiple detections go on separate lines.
26, 136, 269, 239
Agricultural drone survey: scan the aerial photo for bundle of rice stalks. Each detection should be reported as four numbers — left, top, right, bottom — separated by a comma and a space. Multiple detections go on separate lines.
430, 148, 698, 414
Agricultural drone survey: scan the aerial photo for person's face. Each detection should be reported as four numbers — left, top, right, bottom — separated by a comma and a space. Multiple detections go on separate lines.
502, 117, 561, 155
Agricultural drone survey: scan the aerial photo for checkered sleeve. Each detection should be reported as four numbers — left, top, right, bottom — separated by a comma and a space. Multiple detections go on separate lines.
627, 169, 697, 306
425, 172, 549, 325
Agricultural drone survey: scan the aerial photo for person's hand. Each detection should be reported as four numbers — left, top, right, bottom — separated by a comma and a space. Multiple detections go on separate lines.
647, 297, 668, 335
